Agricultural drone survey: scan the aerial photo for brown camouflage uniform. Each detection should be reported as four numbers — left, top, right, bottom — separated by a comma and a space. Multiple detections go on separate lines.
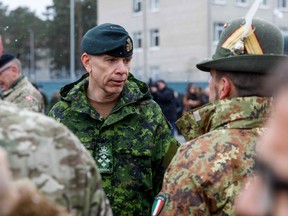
155, 97, 271, 215
0, 100, 112, 216
1, 75, 44, 113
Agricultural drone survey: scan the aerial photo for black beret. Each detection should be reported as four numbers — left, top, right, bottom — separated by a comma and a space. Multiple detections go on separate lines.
81, 23, 133, 57
0, 53, 15, 68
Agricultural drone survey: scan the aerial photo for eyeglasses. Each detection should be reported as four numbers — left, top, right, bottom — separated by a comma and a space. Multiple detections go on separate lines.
0, 66, 12, 74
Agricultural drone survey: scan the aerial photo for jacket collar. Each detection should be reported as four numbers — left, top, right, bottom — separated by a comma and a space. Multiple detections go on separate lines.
1, 75, 25, 98
176, 97, 272, 141
59, 73, 152, 122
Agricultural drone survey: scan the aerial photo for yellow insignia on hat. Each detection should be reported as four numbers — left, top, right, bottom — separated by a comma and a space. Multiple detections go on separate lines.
222, 24, 263, 55
126, 37, 133, 52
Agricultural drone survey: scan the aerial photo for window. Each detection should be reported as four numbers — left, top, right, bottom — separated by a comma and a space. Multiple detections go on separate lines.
213, 22, 224, 43
133, 31, 142, 49
278, 0, 288, 9
150, 29, 159, 47
133, 0, 142, 13
236, 0, 248, 6
260, 0, 269, 9
150, 0, 159, 11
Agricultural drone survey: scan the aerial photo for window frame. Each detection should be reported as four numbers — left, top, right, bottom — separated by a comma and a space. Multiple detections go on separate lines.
150, 28, 160, 48
236, 0, 249, 7
133, 31, 143, 50
213, 22, 224, 44
150, 0, 159, 12
133, 0, 142, 13
278, 0, 288, 10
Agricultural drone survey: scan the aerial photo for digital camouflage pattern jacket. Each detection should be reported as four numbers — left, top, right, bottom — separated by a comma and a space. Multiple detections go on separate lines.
48, 73, 179, 215
1, 75, 44, 113
153, 97, 271, 216
0, 100, 112, 216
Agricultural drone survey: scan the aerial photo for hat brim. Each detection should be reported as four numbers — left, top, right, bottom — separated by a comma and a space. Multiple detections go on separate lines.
196, 55, 288, 73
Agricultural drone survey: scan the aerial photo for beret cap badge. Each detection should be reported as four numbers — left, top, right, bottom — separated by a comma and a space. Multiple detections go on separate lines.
126, 37, 133, 52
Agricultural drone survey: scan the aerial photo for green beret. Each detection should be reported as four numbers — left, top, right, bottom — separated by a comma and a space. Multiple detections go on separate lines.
81, 23, 133, 57
0, 53, 15, 68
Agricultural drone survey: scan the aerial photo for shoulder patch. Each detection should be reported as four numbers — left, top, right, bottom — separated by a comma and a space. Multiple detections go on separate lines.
25, 95, 33, 102
151, 195, 165, 216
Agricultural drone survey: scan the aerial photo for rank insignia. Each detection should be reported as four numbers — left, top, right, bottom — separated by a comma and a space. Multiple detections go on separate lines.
151, 195, 165, 216
126, 37, 133, 52
95, 143, 113, 174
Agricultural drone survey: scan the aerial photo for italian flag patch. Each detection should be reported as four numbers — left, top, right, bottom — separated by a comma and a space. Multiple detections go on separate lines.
151, 195, 165, 216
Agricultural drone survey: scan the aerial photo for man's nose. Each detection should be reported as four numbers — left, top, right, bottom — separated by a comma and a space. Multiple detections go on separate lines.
116, 61, 127, 73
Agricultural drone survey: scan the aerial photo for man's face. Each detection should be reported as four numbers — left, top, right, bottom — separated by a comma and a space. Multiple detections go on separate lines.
157, 81, 165, 90
208, 69, 220, 102
0, 65, 14, 91
88, 54, 132, 96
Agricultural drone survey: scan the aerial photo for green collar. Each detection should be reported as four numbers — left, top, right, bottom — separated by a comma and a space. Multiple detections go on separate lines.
176, 97, 271, 141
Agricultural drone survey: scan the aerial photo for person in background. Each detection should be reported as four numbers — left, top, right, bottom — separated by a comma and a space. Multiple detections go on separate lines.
0, 100, 112, 216
152, 16, 288, 215
150, 79, 177, 135
0, 53, 44, 113
197, 86, 209, 106
235, 59, 288, 216
48, 23, 179, 215
182, 82, 201, 114
49, 91, 60, 111
0, 147, 69, 216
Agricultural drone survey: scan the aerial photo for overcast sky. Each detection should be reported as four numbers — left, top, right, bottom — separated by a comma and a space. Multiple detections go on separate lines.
0, 0, 53, 19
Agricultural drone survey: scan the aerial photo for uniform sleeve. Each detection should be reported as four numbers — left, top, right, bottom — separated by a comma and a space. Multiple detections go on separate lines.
154, 132, 246, 216
157, 154, 211, 215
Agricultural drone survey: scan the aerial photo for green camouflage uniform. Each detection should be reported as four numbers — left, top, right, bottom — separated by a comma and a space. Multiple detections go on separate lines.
0, 100, 112, 216
49, 73, 179, 215
1, 75, 44, 113
154, 97, 271, 215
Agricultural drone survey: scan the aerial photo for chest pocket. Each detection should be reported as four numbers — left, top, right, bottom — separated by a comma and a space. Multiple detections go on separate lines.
113, 138, 153, 191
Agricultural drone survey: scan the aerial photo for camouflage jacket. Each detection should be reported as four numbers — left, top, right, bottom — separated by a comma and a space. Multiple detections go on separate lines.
48, 73, 179, 216
0, 100, 112, 216
1, 75, 44, 113
153, 97, 271, 216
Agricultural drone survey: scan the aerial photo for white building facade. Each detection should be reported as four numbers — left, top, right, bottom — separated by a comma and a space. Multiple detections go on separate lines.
97, 0, 288, 84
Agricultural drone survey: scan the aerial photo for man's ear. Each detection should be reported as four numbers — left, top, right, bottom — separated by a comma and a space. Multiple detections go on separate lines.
81, 53, 92, 73
219, 76, 233, 99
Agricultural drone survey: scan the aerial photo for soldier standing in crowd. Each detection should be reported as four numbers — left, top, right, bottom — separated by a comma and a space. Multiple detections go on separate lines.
152, 14, 288, 216
0, 53, 44, 112
150, 79, 177, 135
49, 23, 179, 215
182, 82, 201, 115
0, 100, 112, 216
